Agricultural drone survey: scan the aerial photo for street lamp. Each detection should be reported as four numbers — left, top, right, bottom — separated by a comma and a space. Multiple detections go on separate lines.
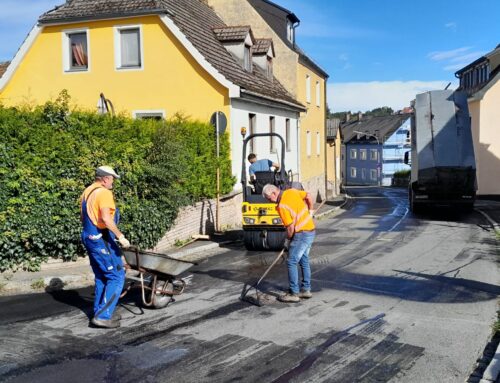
353, 130, 381, 186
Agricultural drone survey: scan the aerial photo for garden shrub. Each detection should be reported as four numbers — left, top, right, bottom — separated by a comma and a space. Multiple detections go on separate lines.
0, 92, 234, 271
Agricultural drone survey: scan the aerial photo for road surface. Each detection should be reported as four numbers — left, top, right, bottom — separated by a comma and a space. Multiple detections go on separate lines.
0, 187, 498, 382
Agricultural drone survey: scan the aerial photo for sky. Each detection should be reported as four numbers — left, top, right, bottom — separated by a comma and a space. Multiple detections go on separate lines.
0, 0, 499, 112
277, 0, 500, 112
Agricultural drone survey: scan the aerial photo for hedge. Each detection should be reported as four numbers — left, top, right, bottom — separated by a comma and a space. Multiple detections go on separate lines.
0, 91, 235, 271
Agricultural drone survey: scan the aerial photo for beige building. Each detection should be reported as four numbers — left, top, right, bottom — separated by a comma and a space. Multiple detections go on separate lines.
455, 44, 500, 196
207, 0, 332, 200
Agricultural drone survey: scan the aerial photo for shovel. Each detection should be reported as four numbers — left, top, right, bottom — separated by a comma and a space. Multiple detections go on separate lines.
240, 247, 287, 307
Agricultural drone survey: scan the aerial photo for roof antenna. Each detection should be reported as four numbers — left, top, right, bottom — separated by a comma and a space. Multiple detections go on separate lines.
444, 82, 451, 90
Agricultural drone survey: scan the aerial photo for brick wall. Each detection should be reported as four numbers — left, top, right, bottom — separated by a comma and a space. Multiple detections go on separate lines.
153, 192, 243, 252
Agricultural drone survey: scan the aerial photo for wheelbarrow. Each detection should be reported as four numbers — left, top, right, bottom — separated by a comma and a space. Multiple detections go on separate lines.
121, 246, 197, 309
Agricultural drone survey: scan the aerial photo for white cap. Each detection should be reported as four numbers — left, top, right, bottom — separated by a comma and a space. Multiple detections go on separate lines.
96, 165, 120, 179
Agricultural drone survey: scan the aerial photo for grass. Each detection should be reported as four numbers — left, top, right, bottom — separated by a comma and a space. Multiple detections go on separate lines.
30, 278, 45, 290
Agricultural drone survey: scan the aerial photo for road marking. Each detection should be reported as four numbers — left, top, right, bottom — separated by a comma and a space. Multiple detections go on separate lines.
476, 209, 500, 229
387, 207, 409, 232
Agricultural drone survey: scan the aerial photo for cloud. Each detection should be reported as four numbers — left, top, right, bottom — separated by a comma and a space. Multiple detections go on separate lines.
428, 47, 471, 61
328, 80, 457, 112
427, 46, 486, 72
445, 22, 457, 30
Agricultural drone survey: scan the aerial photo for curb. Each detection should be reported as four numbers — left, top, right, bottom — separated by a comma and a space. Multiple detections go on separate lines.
314, 194, 350, 219
0, 241, 234, 297
476, 208, 500, 383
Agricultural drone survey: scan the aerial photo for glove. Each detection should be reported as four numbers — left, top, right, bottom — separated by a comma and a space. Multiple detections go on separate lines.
117, 235, 130, 248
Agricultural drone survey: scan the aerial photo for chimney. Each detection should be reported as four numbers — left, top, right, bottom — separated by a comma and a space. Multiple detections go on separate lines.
358, 112, 363, 121
345, 112, 351, 122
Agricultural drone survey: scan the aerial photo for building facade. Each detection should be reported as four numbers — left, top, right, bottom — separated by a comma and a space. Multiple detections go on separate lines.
206, 0, 331, 200
0, 0, 306, 190
455, 43, 500, 196
382, 118, 411, 186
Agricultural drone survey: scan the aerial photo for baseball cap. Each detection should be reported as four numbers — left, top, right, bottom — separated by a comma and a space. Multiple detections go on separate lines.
96, 165, 120, 179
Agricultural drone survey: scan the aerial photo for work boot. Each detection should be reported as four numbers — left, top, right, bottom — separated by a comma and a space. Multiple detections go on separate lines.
298, 290, 312, 299
112, 311, 122, 321
278, 293, 300, 303
90, 317, 121, 329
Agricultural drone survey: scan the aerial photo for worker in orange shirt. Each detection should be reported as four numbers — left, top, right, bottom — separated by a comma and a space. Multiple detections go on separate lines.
80, 166, 131, 328
262, 184, 315, 303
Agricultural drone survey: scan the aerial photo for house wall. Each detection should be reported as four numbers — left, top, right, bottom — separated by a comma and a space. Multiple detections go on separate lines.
0, 16, 230, 122
230, 98, 299, 190
297, 63, 327, 200
382, 120, 411, 186
207, 0, 299, 97
345, 144, 381, 186
470, 79, 500, 195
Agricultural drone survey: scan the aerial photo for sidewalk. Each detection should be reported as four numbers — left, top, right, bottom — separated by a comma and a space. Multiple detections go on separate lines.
0, 194, 347, 297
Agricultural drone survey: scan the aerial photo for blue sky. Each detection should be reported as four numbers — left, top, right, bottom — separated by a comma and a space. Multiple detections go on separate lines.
1, 0, 499, 111
278, 0, 500, 111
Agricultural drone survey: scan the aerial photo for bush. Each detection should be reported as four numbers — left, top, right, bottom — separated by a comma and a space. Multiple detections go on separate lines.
393, 169, 410, 178
0, 92, 234, 271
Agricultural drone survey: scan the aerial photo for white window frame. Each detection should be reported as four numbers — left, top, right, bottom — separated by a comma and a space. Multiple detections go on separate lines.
244, 44, 252, 72
306, 130, 311, 157
269, 116, 276, 153
360, 149, 367, 160
370, 169, 378, 180
114, 24, 144, 71
350, 148, 357, 159
62, 28, 90, 73
350, 167, 357, 178
370, 149, 378, 161
316, 132, 320, 156
306, 75, 311, 103
316, 81, 320, 107
249, 113, 256, 154
286, 19, 294, 43
285, 118, 291, 152
361, 168, 366, 179
133, 109, 166, 119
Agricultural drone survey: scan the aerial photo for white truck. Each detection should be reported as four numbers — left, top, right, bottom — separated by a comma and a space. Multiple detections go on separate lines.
407, 89, 476, 212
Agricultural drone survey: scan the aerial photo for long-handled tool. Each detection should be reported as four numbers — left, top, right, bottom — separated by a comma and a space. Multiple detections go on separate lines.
240, 247, 287, 307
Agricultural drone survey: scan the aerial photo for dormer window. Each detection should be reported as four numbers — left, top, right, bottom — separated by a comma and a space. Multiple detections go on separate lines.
213, 26, 255, 72
244, 44, 252, 72
267, 56, 273, 79
287, 20, 294, 43
251, 38, 275, 80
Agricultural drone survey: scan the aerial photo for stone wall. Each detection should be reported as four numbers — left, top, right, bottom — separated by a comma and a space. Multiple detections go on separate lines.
154, 192, 243, 252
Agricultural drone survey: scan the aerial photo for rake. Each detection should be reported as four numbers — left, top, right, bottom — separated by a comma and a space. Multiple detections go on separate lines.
240, 247, 287, 307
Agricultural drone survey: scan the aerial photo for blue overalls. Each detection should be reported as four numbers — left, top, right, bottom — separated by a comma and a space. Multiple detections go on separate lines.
81, 188, 125, 320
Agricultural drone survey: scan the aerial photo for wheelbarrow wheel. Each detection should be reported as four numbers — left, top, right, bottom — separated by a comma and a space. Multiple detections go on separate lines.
147, 279, 173, 309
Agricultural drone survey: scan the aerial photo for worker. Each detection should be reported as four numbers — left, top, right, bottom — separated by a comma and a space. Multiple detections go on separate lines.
80, 165, 131, 328
247, 153, 280, 182
262, 184, 315, 303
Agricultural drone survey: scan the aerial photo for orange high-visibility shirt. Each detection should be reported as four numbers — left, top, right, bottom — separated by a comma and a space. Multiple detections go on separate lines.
277, 189, 315, 232
80, 182, 116, 229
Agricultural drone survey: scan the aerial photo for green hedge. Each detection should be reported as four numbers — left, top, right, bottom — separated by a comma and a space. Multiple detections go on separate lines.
0, 91, 235, 271
393, 169, 410, 178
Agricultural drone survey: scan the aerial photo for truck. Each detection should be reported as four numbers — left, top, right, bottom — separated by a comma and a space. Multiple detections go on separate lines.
406, 89, 476, 212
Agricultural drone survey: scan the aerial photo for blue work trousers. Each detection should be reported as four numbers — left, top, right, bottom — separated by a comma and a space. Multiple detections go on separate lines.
82, 233, 124, 320
287, 230, 315, 294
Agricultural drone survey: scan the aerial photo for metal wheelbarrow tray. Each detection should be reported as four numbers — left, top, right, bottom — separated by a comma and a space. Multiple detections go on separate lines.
121, 247, 197, 309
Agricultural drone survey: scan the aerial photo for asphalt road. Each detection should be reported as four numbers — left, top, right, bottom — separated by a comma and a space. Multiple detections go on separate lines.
1, 187, 499, 383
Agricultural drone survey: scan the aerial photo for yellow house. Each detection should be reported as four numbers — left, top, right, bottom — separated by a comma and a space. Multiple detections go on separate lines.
0, 0, 305, 186
455, 44, 500, 196
206, 0, 331, 200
